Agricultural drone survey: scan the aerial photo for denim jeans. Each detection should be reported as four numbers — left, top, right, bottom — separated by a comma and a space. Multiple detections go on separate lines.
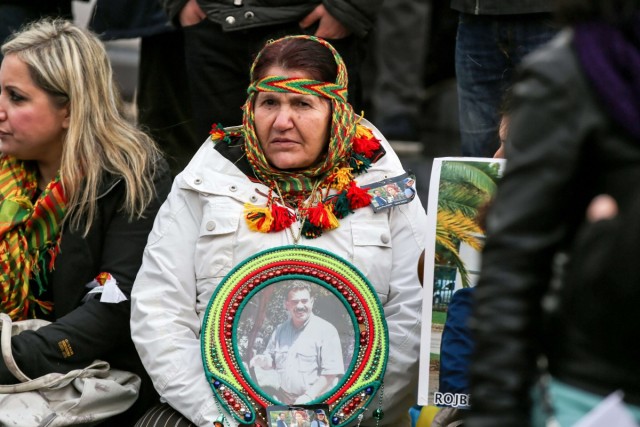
455, 13, 557, 157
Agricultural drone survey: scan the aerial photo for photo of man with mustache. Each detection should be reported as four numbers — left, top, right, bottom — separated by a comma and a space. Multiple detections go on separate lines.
250, 281, 345, 403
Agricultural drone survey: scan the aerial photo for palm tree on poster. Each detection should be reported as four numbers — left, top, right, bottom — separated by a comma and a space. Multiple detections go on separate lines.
436, 160, 502, 287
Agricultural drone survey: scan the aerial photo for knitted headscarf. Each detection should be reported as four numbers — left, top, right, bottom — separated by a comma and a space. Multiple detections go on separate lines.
0, 155, 67, 320
241, 35, 357, 195
209, 36, 380, 238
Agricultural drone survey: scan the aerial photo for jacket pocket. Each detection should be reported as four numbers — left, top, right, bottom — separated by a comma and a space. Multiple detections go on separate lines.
195, 203, 240, 279
351, 220, 392, 305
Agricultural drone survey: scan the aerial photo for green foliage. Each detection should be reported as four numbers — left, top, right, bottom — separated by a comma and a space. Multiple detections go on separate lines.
435, 161, 501, 287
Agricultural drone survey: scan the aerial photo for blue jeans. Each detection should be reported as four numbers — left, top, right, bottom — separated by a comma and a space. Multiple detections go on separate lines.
455, 13, 556, 157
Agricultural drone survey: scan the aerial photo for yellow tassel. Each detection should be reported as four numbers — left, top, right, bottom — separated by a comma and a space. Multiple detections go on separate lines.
325, 204, 340, 230
331, 167, 354, 191
243, 203, 273, 233
355, 123, 374, 139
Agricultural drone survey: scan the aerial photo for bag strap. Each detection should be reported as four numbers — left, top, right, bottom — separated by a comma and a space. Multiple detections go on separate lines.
0, 313, 110, 392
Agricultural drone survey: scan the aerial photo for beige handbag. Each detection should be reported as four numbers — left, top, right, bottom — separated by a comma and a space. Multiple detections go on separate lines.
0, 313, 141, 426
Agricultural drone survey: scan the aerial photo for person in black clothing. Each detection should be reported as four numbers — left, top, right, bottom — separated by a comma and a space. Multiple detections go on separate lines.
467, 0, 640, 425
0, 18, 171, 424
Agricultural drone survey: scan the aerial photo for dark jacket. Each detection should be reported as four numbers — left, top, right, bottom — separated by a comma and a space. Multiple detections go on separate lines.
467, 30, 640, 427
0, 159, 172, 423
160, 0, 381, 38
89, 0, 174, 40
450, 0, 552, 15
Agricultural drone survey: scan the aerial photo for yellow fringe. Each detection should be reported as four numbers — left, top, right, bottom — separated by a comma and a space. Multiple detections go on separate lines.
325, 205, 340, 230
243, 203, 273, 232
355, 123, 374, 139
331, 167, 354, 191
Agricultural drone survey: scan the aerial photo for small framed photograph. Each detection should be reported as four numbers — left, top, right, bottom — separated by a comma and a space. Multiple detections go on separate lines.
266, 404, 331, 427
363, 171, 417, 212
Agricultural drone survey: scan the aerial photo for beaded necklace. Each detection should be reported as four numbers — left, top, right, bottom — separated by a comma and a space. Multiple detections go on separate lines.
210, 122, 380, 239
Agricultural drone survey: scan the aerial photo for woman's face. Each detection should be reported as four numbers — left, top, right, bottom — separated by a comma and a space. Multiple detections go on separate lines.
254, 66, 331, 170
0, 54, 68, 164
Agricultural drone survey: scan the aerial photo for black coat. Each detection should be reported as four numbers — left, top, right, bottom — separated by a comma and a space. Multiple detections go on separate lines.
89, 0, 173, 40
0, 159, 172, 423
450, 0, 552, 14
467, 30, 640, 427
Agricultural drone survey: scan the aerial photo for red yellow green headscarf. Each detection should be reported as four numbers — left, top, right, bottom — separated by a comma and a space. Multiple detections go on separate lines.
211, 35, 381, 239
241, 35, 357, 195
0, 155, 67, 320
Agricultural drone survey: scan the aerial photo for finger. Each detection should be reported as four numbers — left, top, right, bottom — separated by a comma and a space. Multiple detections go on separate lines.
299, 6, 321, 29
586, 194, 618, 222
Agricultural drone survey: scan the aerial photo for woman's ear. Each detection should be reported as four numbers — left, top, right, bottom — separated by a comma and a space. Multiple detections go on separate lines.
61, 104, 70, 129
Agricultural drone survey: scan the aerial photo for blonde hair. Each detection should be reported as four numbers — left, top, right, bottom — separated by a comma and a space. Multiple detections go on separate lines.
2, 18, 161, 234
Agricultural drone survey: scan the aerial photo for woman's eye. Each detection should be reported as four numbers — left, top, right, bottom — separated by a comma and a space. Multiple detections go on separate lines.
8, 90, 25, 102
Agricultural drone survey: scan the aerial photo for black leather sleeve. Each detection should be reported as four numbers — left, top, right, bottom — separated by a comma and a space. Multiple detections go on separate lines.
465, 35, 602, 427
323, 0, 382, 38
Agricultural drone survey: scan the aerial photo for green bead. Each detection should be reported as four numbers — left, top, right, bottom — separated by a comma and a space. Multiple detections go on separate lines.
373, 409, 384, 420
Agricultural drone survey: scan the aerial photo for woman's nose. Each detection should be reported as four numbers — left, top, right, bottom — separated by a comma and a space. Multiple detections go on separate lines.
272, 107, 293, 130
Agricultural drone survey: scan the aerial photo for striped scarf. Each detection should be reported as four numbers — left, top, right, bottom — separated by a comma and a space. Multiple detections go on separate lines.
0, 155, 67, 320
241, 35, 357, 195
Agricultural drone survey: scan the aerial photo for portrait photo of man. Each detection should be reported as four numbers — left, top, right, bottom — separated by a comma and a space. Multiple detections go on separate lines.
250, 281, 345, 404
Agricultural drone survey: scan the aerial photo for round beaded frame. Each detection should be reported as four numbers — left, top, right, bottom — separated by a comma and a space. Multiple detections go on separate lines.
201, 245, 389, 426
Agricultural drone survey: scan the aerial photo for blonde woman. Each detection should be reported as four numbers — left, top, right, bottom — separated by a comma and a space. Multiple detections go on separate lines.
0, 19, 171, 423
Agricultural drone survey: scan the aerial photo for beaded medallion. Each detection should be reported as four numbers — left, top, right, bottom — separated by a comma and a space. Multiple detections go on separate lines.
201, 245, 389, 426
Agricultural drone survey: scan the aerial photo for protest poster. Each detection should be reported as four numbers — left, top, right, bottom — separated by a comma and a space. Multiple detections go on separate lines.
417, 157, 505, 409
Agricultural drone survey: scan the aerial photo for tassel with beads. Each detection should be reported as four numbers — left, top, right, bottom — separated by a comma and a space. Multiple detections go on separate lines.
330, 167, 354, 191
270, 204, 296, 232
244, 204, 274, 232
346, 181, 372, 209
352, 125, 381, 157
301, 221, 323, 239
349, 153, 372, 174
305, 202, 339, 230
332, 192, 353, 219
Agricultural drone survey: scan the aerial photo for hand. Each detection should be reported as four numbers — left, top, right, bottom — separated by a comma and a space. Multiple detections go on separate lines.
299, 5, 351, 39
586, 194, 618, 223
250, 354, 272, 370
179, 0, 207, 27
294, 393, 312, 404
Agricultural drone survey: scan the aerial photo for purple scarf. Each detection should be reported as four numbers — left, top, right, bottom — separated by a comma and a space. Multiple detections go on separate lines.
573, 18, 640, 139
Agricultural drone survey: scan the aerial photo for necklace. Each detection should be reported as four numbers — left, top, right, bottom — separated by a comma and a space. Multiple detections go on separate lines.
273, 180, 321, 245
238, 122, 382, 239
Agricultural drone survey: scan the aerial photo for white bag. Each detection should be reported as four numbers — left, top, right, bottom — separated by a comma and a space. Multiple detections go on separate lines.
0, 313, 141, 426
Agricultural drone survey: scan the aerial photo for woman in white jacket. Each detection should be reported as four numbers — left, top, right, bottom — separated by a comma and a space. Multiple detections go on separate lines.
131, 35, 427, 427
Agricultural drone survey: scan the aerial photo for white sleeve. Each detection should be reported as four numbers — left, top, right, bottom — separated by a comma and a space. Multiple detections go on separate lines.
377, 196, 427, 425
131, 182, 220, 426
